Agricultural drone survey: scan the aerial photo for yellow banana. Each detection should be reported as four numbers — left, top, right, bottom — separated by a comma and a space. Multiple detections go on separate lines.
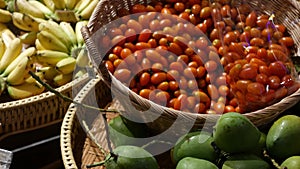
28, 0, 58, 20
75, 47, 90, 68
42, 0, 55, 11
1, 47, 36, 77
77, 0, 98, 20
59, 21, 77, 47
0, 9, 12, 23
12, 12, 40, 32
75, 20, 88, 47
35, 39, 46, 50
39, 20, 72, 49
19, 31, 37, 45
25, 71, 44, 83
35, 50, 69, 65
0, 0, 6, 9
36, 66, 58, 81
0, 38, 5, 60
0, 22, 7, 32
0, 75, 5, 95
0, 38, 22, 73
55, 57, 76, 74
52, 0, 66, 10
15, 0, 45, 19
65, 0, 77, 9
74, 0, 92, 13
7, 81, 45, 100
53, 73, 73, 86
1, 28, 16, 47
74, 68, 86, 79
6, 56, 29, 85
37, 30, 69, 53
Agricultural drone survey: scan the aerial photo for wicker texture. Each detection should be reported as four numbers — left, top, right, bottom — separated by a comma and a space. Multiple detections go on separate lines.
61, 76, 119, 169
81, 0, 300, 132
0, 73, 90, 141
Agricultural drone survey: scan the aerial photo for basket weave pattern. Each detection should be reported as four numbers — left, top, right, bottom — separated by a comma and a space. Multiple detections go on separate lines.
0, 74, 90, 141
61, 76, 117, 169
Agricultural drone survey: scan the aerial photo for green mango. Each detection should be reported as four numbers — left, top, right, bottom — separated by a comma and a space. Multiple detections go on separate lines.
108, 115, 148, 147
266, 115, 300, 160
280, 156, 300, 169
213, 112, 261, 154
222, 154, 271, 169
176, 157, 218, 169
106, 145, 159, 169
171, 131, 218, 164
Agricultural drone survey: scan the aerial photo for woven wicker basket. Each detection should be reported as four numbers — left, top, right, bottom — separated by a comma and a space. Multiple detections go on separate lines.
81, 0, 300, 132
0, 72, 91, 141
61, 76, 113, 169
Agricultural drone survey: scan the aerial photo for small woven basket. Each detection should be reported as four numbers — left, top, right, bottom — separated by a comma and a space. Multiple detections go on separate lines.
61, 76, 117, 169
0, 73, 90, 141
81, 0, 300, 132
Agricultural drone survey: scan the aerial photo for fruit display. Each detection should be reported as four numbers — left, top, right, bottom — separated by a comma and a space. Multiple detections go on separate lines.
95, 0, 300, 114
91, 111, 300, 169
0, 0, 97, 101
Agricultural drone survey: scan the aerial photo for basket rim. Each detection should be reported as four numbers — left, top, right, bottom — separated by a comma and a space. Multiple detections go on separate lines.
60, 103, 78, 169
0, 73, 90, 109
60, 75, 105, 169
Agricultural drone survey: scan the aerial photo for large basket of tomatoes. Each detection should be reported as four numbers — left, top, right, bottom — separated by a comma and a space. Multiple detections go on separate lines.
81, 0, 300, 133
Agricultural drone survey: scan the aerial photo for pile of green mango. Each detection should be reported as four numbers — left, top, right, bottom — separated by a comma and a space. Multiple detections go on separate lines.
90, 111, 300, 169
172, 112, 300, 169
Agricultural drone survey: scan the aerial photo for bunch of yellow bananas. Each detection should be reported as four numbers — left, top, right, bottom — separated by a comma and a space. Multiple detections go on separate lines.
0, 0, 97, 100
34, 20, 90, 87
12, 0, 99, 23
0, 27, 45, 100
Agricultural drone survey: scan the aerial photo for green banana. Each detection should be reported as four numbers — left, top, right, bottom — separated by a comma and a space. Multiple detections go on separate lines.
75, 20, 88, 47
35, 50, 69, 65
15, 0, 45, 19
7, 81, 45, 100
0, 38, 22, 73
28, 0, 58, 20
77, 0, 98, 20
0, 9, 12, 23
55, 57, 76, 75
1, 47, 36, 77
59, 21, 77, 47
65, 0, 78, 9
37, 30, 69, 53
42, 0, 55, 11
53, 73, 73, 86
19, 31, 37, 45
39, 20, 72, 49
12, 12, 40, 32
75, 47, 90, 68
6, 56, 29, 85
